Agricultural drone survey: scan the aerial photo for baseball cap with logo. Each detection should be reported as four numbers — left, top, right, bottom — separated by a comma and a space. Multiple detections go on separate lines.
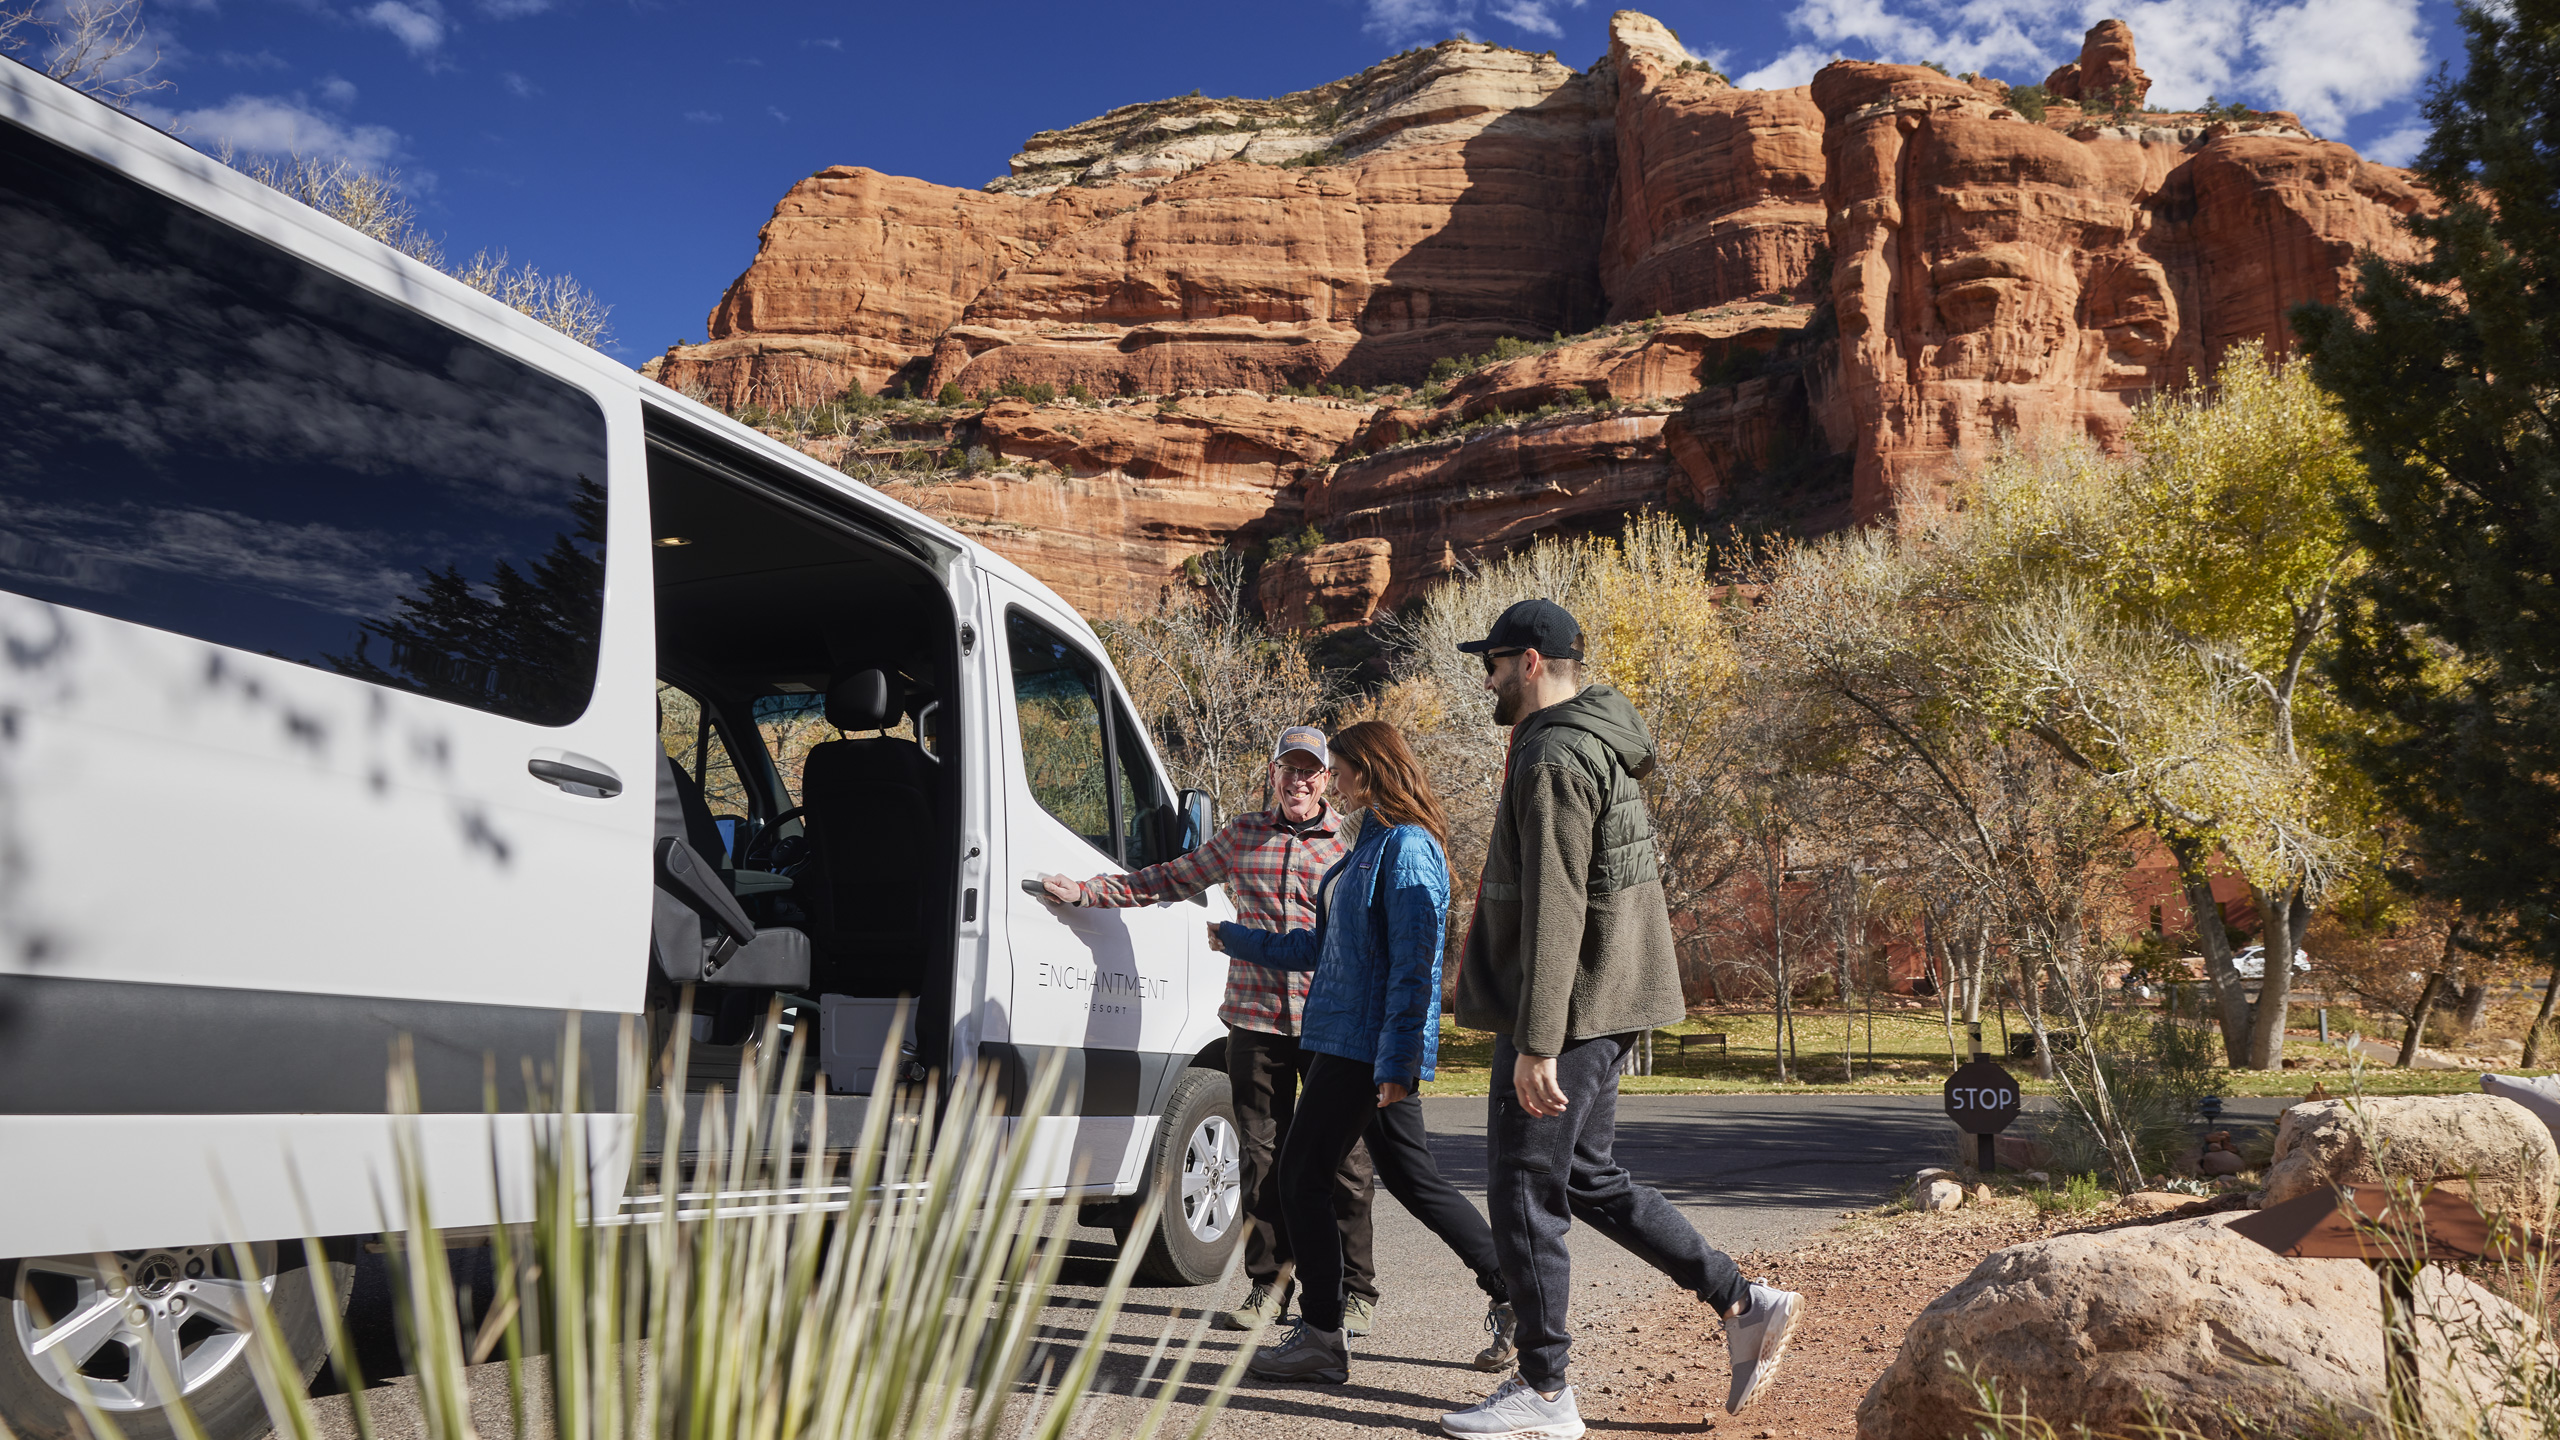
1456, 598, 1585, 660
1270, 725, 1330, 769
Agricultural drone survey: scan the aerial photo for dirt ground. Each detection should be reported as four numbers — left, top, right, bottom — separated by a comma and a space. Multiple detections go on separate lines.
1569, 1202, 2080, 1437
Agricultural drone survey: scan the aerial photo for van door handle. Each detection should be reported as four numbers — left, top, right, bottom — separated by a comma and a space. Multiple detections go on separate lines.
529, 750, 623, 797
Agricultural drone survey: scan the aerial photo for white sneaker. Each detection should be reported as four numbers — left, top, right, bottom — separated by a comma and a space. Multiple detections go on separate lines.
1440, 1374, 1585, 1439
1724, 1280, 1804, 1414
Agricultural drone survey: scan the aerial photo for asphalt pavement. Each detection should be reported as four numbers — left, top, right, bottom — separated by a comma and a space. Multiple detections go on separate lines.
281, 1092, 2165, 1440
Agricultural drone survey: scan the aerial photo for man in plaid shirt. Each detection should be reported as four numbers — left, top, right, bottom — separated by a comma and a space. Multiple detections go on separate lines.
1041, 725, 1379, 1335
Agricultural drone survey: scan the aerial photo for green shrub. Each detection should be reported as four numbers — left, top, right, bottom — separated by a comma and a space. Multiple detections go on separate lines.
2007, 83, 2047, 121
1067, 381, 1095, 403
936, 380, 966, 407
224, 1016, 1242, 1440
2030, 1172, 2108, 1214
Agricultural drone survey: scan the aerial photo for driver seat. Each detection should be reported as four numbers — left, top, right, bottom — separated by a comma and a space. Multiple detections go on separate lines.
801, 669, 938, 993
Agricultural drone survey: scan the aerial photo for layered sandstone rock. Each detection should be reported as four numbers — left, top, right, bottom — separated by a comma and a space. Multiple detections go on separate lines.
859, 394, 1371, 617
1813, 19, 2423, 515
1600, 13, 1828, 321
2043, 19, 2149, 108
662, 12, 2427, 621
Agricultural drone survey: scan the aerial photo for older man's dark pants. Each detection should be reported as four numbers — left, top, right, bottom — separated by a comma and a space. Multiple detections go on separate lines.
1229, 1026, 1377, 1304
1489, 1033, 1749, 1391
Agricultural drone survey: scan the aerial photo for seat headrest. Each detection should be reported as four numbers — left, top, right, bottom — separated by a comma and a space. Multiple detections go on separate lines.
826, 669, 897, 731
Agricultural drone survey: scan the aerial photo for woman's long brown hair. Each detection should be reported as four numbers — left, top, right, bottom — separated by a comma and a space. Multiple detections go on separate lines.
1329, 720, 1452, 855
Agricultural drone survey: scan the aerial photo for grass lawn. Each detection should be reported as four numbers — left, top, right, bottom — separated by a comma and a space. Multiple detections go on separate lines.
1415, 1007, 2530, 1099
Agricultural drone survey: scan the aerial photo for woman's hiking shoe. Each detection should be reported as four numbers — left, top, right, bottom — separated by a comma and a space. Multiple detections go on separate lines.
1343, 1294, 1378, 1337
1212, 1279, 1292, 1333
1473, 1300, 1518, 1372
1724, 1280, 1805, 1414
1439, 1376, 1584, 1439
1246, 1321, 1349, 1383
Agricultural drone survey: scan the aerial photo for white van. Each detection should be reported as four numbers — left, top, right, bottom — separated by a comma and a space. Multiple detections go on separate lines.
0, 58, 1247, 1440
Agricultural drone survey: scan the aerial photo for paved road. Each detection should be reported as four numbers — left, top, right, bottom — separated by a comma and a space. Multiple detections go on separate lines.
293, 1092, 2261, 1439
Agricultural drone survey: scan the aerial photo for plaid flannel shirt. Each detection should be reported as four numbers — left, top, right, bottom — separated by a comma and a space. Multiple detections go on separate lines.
1074, 806, 1349, 1035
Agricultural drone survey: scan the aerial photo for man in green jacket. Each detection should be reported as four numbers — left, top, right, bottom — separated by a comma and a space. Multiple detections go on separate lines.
1439, 599, 1805, 1440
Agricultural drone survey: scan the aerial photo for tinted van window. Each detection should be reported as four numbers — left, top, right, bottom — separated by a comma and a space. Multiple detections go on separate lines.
1007, 613, 1112, 853
0, 118, 609, 725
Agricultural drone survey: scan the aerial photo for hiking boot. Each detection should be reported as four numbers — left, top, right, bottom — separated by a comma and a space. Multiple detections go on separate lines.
1211, 1278, 1292, 1333
1724, 1280, 1805, 1414
1440, 1375, 1583, 1439
1246, 1321, 1349, 1383
1342, 1294, 1378, 1337
1473, 1299, 1518, 1372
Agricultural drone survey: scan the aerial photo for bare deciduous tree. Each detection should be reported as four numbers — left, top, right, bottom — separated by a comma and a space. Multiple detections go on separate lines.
2, 0, 169, 108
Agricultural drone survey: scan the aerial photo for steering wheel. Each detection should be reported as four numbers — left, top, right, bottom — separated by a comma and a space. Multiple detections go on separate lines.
742, 805, 809, 871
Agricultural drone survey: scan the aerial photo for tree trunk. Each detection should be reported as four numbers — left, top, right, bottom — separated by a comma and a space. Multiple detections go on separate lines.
2400, 971, 2446, 1068
2455, 981, 2491, 1033
2170, 836, 2253, 1067
2245, 885, 2309, 1070
2523, 950, 2560, 1068
1965, 924, 1988, 1025
2017, 946, 2055, 1080
1932, 907, 1958, 1064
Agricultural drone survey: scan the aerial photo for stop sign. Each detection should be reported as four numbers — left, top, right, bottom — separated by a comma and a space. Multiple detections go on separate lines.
1944, 1059, 2022, 1135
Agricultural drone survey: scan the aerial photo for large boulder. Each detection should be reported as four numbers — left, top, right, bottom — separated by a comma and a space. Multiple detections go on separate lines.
2264, 1095, 2560, 1225
1855, 1215, 2537, 1439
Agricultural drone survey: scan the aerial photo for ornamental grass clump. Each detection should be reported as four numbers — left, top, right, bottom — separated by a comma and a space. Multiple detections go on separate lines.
147, 1007, 1242, 1440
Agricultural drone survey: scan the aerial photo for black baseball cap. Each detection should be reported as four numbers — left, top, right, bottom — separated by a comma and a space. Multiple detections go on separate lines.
1457, 598, 1585, 659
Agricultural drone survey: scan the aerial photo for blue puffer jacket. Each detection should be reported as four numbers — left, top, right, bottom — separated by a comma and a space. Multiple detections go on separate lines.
1217, 820, 1448, 1088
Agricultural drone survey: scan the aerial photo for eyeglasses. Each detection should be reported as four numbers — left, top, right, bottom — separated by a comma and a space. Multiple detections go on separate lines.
1274, 764, 1328, 785
1479, 647, 1526, 676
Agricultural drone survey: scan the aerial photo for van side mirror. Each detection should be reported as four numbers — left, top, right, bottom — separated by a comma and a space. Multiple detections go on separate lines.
1176, 789, 1214, 853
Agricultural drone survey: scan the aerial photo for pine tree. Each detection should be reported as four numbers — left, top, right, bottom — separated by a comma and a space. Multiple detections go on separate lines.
2294, 0, 2560, 1061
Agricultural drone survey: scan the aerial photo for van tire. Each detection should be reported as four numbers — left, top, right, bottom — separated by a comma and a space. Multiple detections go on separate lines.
1, 1244, 351, 1440
1120, 1066, 1246, 1286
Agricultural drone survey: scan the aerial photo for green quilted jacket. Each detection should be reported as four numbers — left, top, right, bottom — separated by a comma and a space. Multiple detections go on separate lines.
1455, 684, 1686, 1056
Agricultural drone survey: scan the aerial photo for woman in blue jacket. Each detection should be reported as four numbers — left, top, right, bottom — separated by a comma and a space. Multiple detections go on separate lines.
1208, 720, 1513, 1385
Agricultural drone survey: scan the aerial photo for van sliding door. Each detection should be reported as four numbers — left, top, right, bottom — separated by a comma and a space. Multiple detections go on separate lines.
0, 111, 654, 1255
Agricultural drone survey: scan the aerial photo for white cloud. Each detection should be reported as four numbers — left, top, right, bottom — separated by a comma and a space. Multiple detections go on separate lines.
1736, 43, 1839, 89
803, 36, 843, 50
501, 70, 538, 97
1729, 0, 2429, 136
681, 109, 721, 124
2241, 0, 2429, 131
766, 105, 789, 123
1488, 0, 1572, 39
317, 75, 358, 106
216, 49, 290, 70
2360, 119, 2429, 166
140, 93, 402, 168
477, 0, 549, 15
1365, 0, 1475, 42
360, 0, 447, 57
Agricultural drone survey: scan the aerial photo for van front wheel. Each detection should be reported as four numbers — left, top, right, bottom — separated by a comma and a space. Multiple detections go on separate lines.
1121, 1066, 1245, 1286
0, 1243, 351, 1440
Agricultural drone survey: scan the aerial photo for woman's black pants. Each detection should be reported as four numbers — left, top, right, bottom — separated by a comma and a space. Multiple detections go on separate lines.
1276, 1051, 1510, 1332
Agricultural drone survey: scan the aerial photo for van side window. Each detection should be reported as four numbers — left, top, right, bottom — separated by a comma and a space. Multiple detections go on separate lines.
1113, 696, 1170, 869
658, 683, 748, 834
0, 117, 610, 725
1007, 614, 1112, 854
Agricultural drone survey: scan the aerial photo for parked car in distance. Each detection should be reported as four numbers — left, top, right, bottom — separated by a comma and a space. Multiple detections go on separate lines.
2231, 945, 2311, 980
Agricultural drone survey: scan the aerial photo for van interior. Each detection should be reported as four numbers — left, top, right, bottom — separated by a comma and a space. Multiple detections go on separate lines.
642, 415, 962, 1092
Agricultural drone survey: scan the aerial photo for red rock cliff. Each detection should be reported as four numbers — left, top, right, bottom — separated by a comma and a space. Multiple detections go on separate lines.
654, 13, 2424, 623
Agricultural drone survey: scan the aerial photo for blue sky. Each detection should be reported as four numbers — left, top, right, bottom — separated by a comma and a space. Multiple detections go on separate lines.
32, 0, 2469, 366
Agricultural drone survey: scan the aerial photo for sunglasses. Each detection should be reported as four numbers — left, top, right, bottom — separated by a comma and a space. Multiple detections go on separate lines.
1478, 647, 1526, 676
